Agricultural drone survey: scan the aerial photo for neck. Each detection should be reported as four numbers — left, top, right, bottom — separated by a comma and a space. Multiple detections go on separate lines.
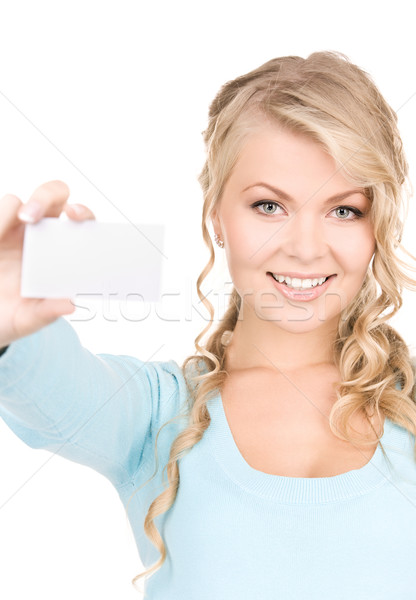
224, 302, 339, 373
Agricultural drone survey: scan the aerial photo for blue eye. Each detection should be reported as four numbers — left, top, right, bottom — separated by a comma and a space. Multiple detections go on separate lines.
251, 201, 364, 221
252, 201, 281, 215
332, 206, 363, 220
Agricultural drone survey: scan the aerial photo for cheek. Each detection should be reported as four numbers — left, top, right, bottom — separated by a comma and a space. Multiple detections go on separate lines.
332, 225, 375, 276
224, 232, 268, 295
224, 216, 266, 265
353, 226, 376, 267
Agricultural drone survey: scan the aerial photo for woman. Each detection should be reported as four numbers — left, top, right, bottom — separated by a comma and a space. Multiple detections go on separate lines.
1, 51, 416, 598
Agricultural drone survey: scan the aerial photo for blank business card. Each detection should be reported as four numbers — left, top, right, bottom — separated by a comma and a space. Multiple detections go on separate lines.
21, 218, 165, 301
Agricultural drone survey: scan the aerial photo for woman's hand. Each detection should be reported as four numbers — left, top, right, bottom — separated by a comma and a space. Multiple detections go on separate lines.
0, 180, 96, 348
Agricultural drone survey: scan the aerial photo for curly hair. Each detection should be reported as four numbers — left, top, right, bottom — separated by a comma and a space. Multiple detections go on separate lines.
129, 50, 416, 591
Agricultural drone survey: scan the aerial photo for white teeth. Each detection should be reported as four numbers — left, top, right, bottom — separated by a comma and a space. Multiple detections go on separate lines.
272, 274, 328, 290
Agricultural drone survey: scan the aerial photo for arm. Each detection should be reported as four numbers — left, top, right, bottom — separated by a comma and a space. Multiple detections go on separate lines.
0, 317, 186, 488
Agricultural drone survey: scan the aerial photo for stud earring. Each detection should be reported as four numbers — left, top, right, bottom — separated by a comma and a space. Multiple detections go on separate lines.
214, 233, 224, 248
221, 330, 233, 346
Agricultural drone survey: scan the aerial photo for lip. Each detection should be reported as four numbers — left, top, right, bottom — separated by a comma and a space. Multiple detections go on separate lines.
269, 272, 335, 279
267, 272, 337, 302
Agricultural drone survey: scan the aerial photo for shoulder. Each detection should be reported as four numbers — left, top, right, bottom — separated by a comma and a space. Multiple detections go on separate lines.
145, 358, 190, 405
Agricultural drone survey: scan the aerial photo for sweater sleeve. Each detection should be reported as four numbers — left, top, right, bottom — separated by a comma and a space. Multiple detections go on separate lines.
0, 317, 186, 488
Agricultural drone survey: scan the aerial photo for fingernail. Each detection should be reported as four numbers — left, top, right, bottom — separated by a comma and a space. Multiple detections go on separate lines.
18, 202, 42, 223
69, 203, 83, 216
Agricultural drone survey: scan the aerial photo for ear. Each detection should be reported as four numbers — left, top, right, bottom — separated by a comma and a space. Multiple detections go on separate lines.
211, 209, 220, 236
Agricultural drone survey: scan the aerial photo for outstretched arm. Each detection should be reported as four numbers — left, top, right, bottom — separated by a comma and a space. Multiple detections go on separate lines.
0, 316, 186, 489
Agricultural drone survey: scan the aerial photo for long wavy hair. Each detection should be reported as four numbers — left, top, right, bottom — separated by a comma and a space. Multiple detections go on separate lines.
130, 50, 416, 591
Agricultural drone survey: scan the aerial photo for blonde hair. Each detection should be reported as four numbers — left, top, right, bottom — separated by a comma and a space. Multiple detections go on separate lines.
130, 50, 416, 591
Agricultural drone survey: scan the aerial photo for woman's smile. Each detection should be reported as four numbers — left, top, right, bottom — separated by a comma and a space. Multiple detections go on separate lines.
267, 271, 337, 302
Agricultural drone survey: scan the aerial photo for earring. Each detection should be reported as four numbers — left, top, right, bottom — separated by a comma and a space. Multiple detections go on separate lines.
221, 330, 233, 346
214, 233, 224, 248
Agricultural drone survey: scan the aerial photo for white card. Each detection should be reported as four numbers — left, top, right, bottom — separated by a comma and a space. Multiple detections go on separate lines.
21, 218, 165, 301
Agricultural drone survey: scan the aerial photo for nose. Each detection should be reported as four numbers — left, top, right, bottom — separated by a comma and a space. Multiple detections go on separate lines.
278, 209, 327, 262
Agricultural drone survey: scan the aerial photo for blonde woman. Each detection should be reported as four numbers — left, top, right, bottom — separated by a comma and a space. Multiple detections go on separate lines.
1, 51, 416, 598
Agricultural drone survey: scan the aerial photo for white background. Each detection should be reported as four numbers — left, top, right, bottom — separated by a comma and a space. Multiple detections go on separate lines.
0, 1, 416, 598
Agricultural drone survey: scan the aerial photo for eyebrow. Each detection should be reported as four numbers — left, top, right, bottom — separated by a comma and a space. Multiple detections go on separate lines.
242, 182, 368, 205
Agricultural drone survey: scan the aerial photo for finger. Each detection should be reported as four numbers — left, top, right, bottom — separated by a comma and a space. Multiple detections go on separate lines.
18, 180, 70, 223
64, 203, 96, 221
14, 298, 76, 341
0, 194, 24, 237
35, 298, 76, 322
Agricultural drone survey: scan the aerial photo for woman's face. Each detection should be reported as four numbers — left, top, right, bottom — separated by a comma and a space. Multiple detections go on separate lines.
211, 123, 376, 333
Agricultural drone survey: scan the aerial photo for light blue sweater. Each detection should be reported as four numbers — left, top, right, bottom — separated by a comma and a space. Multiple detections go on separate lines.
1, 317, 416, 599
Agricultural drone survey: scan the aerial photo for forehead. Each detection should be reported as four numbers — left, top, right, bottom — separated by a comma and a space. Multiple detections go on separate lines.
225, 124, 356, 199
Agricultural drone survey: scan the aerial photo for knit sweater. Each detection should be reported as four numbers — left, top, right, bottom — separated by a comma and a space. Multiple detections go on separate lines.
1, 317, 416, 599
